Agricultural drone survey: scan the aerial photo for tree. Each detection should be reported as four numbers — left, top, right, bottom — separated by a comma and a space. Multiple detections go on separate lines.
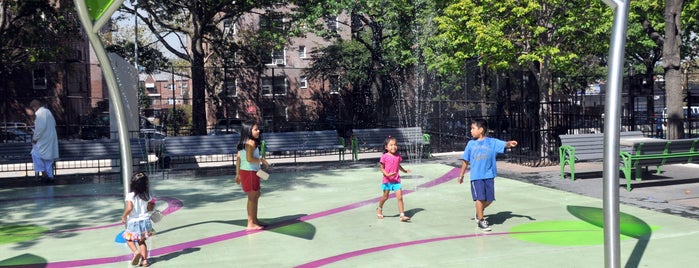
0, 0, 81, 98
124, 0, 281, 135
0, 1, 80, 73
662, 0, 685, 139
628, 0, 698, 139
106, 40, 170, 74
294, 0, 435, 127
429, 0, 611, 161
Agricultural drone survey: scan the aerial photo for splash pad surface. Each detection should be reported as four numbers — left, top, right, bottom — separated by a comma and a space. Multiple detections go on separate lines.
0, 161, 697, 267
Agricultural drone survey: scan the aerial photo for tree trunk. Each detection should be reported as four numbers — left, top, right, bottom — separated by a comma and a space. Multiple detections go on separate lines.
536, 60, 553, 163
190, 35, 207, 136
663, 0, 684, 140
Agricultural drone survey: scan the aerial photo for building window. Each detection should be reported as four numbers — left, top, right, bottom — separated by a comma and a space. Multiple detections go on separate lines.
226, 79, 237, 97
264, 48, 285, 65
325, 16, 338, 32
329, 75, 340, 94
260, 14, 284, 33
273, 49, 285, 65
261, 76, 287, 96
298, 46, 307, 58
299, 76, 308, 89
33, 69, 47, 89
223, 19, 236, 35
145, 82, 157, 94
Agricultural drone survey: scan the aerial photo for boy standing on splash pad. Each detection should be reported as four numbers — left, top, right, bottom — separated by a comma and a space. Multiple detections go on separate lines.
457, 119, 517, 231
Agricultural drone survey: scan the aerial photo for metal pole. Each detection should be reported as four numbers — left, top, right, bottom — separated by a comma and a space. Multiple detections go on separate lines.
133, 0, 138, 69
74, 0, 131, 196
171, 64, 176, 136
601, 0, 630, 267
272, 67, 275, 132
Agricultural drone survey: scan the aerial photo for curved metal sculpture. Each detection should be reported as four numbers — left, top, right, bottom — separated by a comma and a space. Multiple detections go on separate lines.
74, 0, 132, 196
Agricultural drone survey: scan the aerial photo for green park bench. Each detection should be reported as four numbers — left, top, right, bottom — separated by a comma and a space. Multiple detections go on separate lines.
559, 131, 644, 180
620, 139, 699, 191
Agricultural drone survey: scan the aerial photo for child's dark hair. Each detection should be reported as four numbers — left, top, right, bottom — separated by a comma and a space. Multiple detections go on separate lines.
472, 118, 489, 134
237, 120, 261, 151
130, 172, 150, 201
383, 135, 397, 153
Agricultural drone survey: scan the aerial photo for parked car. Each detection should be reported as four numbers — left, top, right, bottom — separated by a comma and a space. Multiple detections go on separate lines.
208, 118, 242, 135
0, 121, 33, 134
0, 128, 31, 143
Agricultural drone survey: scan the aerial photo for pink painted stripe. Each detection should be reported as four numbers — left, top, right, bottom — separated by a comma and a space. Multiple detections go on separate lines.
295, 230, 579, 267
296, 232, 509, 267
51, 197, 183, 233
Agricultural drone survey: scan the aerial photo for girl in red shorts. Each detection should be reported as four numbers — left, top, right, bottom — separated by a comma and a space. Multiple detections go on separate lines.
236, 121, 270, 230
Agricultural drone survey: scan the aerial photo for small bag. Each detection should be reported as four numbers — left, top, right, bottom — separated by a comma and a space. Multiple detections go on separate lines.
256, 170, 270, 180
150, 210, 164, 223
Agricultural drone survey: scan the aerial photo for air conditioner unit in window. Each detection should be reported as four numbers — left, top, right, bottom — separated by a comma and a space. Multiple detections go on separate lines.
261, 85, 272, 94
274, 59, 285, 65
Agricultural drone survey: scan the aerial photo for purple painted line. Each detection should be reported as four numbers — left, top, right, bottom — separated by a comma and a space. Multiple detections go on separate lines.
294, 230, 579, 268
296, 232, 509, 267
0, 196, 182, 236
22, 168, 461, 267
50, 197, 183, 233
298, 168, 460, 221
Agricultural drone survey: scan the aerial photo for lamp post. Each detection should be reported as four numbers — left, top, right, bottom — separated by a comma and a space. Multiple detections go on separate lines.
133, 0, 138, 69
171, 63, 176, 136
271, 67, 276, 132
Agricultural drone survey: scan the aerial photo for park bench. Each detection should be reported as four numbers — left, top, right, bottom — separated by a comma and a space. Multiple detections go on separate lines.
559, 131, 644, 180
56, 139, 149, 174
619, 138, 699, 191
0, 142, 34, 176
0, 139, 148, 177
260, 130, 345, 162
161, 134, 240, 168
350, 127, 430, 160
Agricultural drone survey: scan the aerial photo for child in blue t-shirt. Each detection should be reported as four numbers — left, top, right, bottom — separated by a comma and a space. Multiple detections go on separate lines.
457, 119, 517, 231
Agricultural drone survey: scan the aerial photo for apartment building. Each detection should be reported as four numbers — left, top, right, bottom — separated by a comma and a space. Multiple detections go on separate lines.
139, 71, 191, 120
216, 10, 352, 132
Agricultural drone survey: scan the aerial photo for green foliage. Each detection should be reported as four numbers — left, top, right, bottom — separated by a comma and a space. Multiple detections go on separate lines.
0, 1, 81, 75
123, 0, 292, 134
304, 40, 371, 89
428, 0, 611, 79
137, 84, 152, 110
106, 40, 170, 74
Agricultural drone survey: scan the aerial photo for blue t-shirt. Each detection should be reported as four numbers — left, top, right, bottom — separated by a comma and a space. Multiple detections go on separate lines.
461, 137, 506, 180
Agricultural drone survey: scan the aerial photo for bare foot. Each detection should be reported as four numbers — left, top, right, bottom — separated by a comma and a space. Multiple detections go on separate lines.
246, 225, 264, 231
400, 215, 411, 222
376, 208, 384, 219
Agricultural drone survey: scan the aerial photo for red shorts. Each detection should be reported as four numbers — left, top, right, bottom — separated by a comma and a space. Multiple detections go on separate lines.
239, 170, 260, 192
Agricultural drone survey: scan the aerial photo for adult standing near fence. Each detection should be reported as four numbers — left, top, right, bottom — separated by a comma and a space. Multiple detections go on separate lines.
30, 99, 59, 183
